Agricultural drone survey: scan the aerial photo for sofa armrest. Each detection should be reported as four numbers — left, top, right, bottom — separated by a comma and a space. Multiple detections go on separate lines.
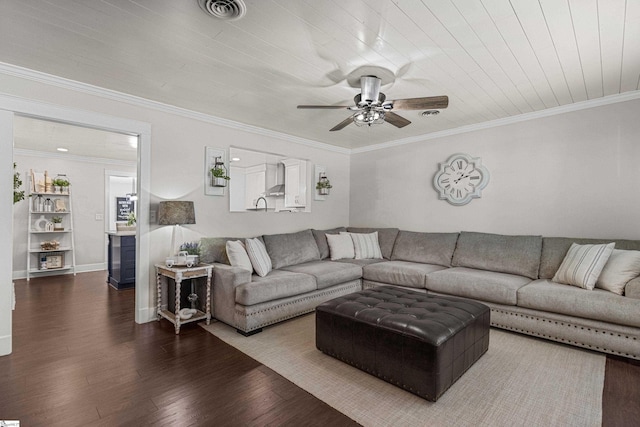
625, 276, 640, 299
212, 263, 252, 327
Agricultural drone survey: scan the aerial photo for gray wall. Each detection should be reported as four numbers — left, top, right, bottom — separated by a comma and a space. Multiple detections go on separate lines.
350, 98, 640, 239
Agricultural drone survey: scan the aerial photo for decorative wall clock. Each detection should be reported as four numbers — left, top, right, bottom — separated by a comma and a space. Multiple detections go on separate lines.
433, 153, 490, 206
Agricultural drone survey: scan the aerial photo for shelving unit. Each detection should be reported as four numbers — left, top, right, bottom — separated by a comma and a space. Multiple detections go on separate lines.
26, 173, 76, 281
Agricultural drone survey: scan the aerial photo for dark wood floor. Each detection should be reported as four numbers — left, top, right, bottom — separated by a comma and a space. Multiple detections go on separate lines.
2, 272, 640, 426
1, 272, 358, 426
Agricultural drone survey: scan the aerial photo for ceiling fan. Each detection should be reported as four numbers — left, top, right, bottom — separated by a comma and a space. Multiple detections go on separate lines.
297, 75, 448, 131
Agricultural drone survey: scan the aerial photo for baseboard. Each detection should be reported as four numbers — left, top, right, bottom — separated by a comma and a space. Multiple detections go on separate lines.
136, 306, 157, 324
0, 333, 12, 356
12, 262, 107, 280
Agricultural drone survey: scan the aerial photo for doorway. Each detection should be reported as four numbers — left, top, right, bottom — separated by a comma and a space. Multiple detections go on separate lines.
1, 95, 152, 356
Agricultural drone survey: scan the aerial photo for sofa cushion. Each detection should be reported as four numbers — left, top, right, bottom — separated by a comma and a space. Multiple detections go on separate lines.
362, 260, 446, 289
596, 250, 640, 295
200, 237, 243, 264
334, 258, 387, 267
235, 270, 317, 306
426, 267, 533, 305
347, 227, 399, 259
451, 232, 542, 280
518, 279, 640, 328
391, 231, 459, 267
326, 233, 355, 260
281, 260, 362, 290
552, 243, 615, 290
540, 237, 640, 279
263, 229, 321, 269
312, 227, 347, 259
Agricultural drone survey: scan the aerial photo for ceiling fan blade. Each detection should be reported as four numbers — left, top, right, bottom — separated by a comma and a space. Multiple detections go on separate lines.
297, 105, 351, 109
389, 96, 449, 110
329, 116, 354, 131
384, 112, 411, 128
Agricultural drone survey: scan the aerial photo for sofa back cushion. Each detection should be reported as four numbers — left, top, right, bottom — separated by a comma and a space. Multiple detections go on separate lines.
391, 231, 459, 267
312, 227, 347, 259
200, 237, 244, 264
451, 231, 542, 279
540, 237, 640, 279
347, 227, 399, 259
263, 229, 321, 269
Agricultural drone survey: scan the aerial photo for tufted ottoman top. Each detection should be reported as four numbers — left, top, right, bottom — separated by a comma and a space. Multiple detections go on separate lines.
316, 286, 490, 346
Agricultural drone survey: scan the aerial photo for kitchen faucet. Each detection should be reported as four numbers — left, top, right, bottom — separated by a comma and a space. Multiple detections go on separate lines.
255, 196, 267, 212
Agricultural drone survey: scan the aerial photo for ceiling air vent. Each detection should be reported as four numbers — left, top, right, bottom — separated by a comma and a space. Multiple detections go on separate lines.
198, 0, 246, 21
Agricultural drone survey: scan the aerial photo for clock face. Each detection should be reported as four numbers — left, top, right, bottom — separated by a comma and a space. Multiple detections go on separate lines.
433, 153, 489, 206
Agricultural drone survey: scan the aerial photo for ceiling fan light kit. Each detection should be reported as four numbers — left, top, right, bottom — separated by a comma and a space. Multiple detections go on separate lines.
298, 74, 449, 131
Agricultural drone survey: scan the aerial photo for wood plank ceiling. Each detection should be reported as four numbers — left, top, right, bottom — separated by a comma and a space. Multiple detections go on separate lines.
1, 0, 639, 149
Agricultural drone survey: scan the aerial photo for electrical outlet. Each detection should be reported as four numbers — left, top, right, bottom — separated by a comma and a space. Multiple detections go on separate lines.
95, 213, 104, 221
149, 209, 157, 223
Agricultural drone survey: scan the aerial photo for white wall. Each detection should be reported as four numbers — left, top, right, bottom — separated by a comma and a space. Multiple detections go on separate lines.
0, 69, 350, 328
11, 153, 136, 278
350, 98, 640, 240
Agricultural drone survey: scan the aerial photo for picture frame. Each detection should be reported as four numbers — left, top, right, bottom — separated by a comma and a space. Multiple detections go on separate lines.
43, 252, 64, 270
205, 147, 226, 196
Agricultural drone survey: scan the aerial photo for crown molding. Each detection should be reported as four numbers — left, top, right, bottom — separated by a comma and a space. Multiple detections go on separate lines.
3, 62, 638, 157
352, 90, 640, 154
14, 148, 137, 167
0, 62, 350, 155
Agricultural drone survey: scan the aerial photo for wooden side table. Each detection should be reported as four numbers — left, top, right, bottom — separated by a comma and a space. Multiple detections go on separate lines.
155, 263, 213, 334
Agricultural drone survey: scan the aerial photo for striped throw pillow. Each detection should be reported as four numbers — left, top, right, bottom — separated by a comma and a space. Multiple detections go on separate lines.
552, 242, 615, 290
342, 231, 383, 260
245, 238, 272, 277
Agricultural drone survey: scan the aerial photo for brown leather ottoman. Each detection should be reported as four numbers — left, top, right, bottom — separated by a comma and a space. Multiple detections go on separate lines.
316, 286, 490, 401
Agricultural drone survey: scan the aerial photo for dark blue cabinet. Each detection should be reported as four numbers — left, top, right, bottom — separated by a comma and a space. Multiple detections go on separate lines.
107, 233, 136, 289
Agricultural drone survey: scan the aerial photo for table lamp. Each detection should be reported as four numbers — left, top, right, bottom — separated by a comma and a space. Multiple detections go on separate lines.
157, 200, 196, 256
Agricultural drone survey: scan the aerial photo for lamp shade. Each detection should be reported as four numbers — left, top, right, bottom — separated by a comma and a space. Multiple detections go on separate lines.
157, 201, 196, 225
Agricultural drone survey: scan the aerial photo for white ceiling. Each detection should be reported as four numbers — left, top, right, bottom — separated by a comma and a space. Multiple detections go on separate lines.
13, 116, 138, 162
1, 0, 639, 150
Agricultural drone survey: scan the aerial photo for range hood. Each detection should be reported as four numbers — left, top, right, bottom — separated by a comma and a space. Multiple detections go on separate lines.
264, 162, 285, 196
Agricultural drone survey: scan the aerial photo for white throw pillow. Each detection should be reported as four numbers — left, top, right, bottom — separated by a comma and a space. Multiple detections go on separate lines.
595, 249, 640, 295
342, 231, 383, 260
244, 238, 272, 277
326, 233, 355, 260
552, 242, 615, 290
226, 240, 253, 273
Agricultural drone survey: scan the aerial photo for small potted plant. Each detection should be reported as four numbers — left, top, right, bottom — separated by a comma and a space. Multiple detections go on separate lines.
316, 173, 332, 196
116, 212, 136, 232
126, 212, 136, 227
58, 178, 70, 194
52, 216, 64, 231
211, 157, 230, 187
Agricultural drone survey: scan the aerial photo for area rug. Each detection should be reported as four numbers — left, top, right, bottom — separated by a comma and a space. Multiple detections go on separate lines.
201, 314, 604, 427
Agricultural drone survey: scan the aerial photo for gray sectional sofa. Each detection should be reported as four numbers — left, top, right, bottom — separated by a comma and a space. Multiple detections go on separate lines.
200, 227, 640, 360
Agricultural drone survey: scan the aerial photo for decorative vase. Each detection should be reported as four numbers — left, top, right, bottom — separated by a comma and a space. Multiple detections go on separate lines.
319, 187, 330, 195
53, 223, 63, 231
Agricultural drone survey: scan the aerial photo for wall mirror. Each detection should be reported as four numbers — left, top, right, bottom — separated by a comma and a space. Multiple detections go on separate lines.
229, 147, 310, 213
